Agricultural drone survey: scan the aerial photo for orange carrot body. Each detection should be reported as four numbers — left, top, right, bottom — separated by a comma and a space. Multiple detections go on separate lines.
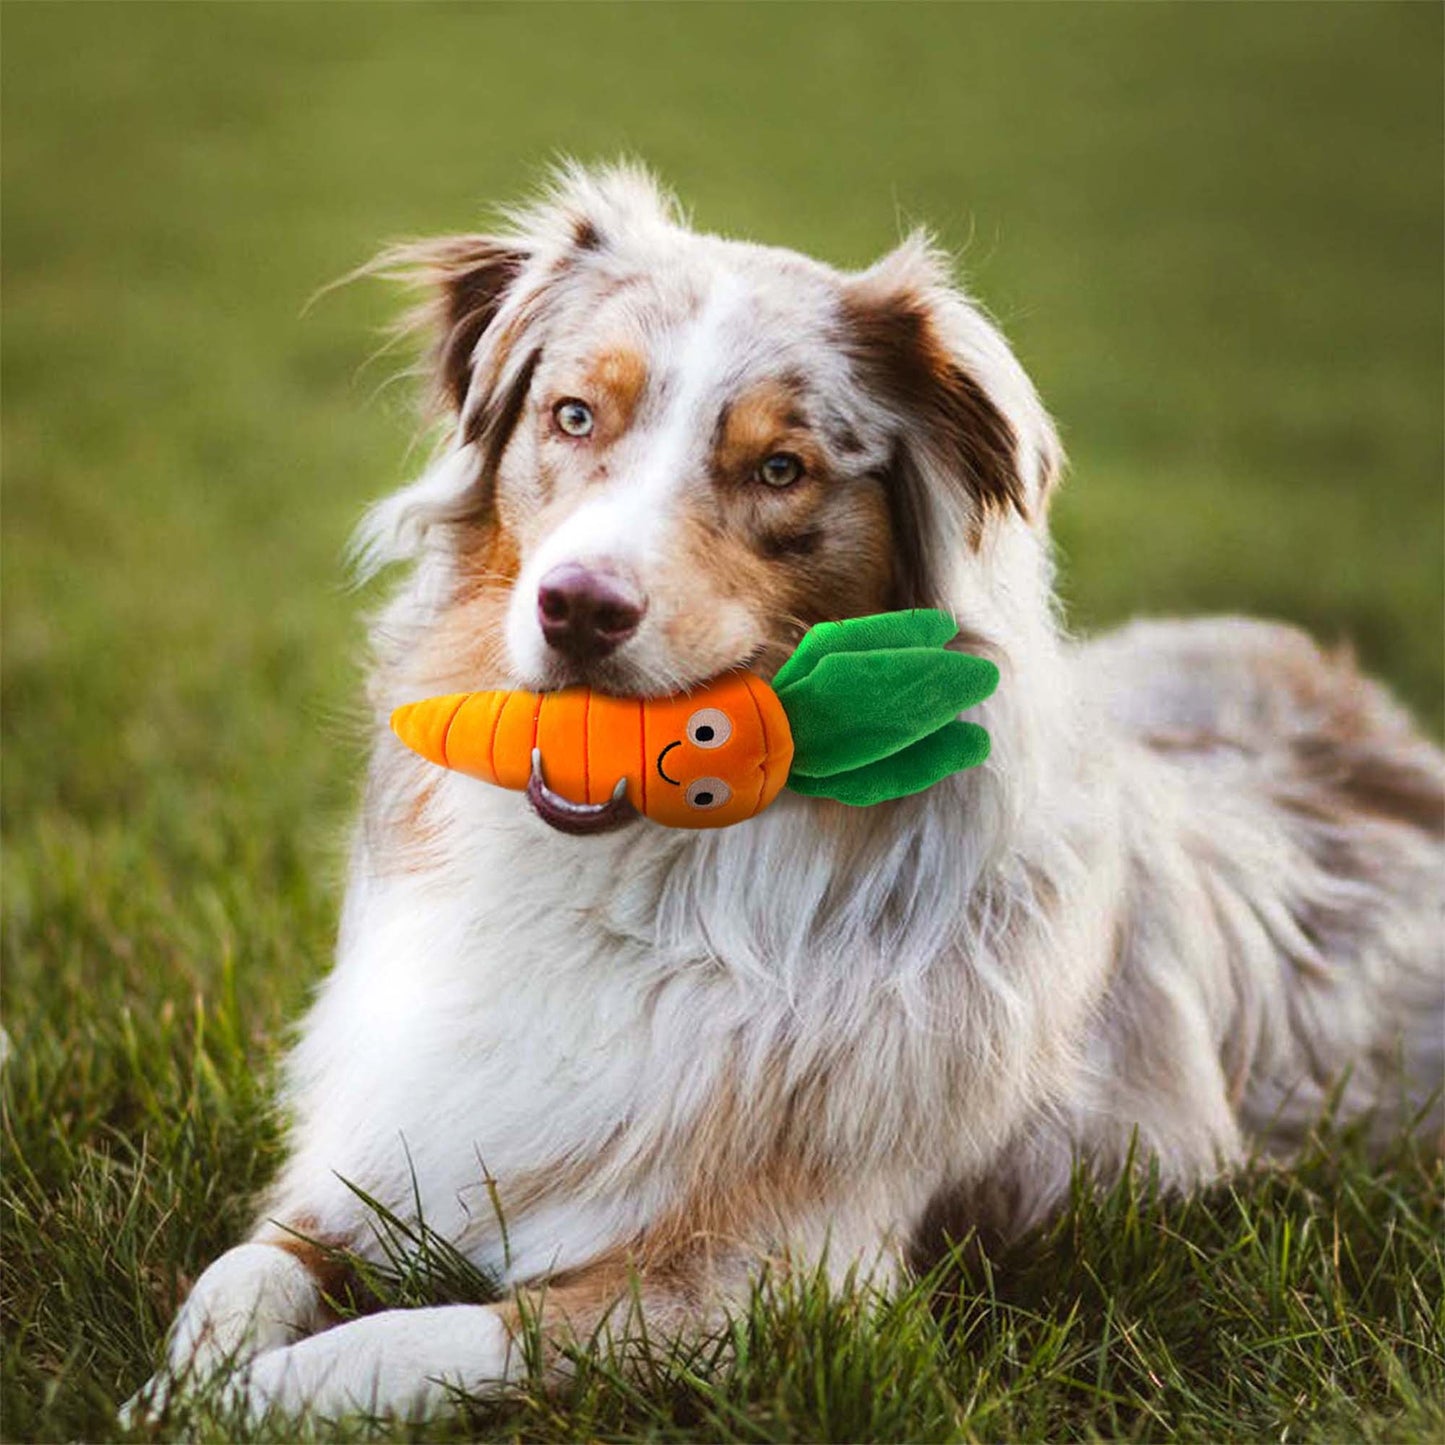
391, 672, 794, 829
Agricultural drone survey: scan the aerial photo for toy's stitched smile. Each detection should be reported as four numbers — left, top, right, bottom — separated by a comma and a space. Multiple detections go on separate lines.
656, 741, 682, 786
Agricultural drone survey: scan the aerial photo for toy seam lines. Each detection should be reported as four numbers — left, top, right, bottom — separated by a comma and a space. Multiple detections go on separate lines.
439, 693, 468, 771
486, 690, 505, 782
582, 689, 591, 803
745, 677, 770, 819
637, 696, 647, 815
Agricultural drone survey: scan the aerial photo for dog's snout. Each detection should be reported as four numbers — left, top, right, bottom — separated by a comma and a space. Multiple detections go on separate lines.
536, 563, 648, 661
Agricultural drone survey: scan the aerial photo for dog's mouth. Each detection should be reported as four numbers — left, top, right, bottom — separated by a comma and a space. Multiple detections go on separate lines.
525, 748, 639, 836
524, 642, 774, 697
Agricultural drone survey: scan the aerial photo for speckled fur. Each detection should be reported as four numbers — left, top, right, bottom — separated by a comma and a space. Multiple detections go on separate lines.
131, 164, 1443, 1425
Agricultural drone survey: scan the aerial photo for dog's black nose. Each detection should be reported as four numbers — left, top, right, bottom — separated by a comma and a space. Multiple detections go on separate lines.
537, 563, 647, 660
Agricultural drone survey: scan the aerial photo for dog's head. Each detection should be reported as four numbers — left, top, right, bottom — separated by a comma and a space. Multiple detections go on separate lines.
363, 164, 1061, 699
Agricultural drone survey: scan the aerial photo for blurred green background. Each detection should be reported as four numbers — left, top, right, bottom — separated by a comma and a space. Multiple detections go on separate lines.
1, 4, 1441, 1438
5, 2, 1442, 822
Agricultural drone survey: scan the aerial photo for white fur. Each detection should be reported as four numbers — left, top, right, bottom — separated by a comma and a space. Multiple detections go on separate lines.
134, 165, 1444, 1423
121, 1244, 325, 1424
504, 271, 755, 681
232, 1306, 514, 1423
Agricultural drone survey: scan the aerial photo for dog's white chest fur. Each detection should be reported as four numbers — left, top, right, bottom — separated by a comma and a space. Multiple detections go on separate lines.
270, 742, 1114, 1284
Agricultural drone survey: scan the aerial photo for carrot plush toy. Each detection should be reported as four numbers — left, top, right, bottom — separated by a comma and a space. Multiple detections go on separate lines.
390, 609, 998, 833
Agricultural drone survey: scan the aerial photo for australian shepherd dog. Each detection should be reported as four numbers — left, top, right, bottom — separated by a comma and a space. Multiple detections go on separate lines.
131, 164, 1444, 1422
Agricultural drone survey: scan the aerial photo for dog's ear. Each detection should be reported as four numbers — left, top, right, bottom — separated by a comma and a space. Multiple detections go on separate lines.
842, 234, 1062, 594
374, 164, 678, 429
373, 234, 533, 419
350, 165, 679, 575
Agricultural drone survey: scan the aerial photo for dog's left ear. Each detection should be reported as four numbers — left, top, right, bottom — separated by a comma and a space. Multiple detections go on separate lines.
373, 164, 681, 446
842, 234, 1063, 576
351, 164, 680, 576
370, 232, 537, 436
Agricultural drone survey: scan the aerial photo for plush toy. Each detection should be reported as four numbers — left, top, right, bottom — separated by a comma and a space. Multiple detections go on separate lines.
390, 609, 998, 833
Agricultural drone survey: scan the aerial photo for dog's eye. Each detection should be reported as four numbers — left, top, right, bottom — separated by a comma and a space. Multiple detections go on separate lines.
553, 399, 595, 438
757, 452, 804, 488
686, 708, 732, 749
685, 777, 732, 810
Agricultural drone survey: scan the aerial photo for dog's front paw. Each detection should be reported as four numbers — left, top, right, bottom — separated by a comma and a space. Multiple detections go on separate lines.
222, 1305, 517, 1424
120, 1242, 326, 1428
118, 1372, 173, 1431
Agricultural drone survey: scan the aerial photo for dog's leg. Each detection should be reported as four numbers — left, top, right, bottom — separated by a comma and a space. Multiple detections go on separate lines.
224, 1255, 726, 1422
120, 1237, 334, 1424
227, 1198, 910, 1423
224, 1302, 517, 1422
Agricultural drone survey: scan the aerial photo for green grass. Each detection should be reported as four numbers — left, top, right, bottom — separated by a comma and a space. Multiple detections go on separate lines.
2, 2, 1441, 1441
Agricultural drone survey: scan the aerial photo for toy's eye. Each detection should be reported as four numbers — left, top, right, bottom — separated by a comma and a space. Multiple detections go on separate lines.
757, 452, 804, 488
553, 399, 594, 437
686, 708, 732, 749
685, 777, 732, 811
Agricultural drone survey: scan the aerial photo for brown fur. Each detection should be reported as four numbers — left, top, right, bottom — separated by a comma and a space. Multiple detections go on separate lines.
410, 521, 521, 694
373, 235, 530, 415
842, 280, 1025, 545
712, 379, 822, 484
580, 345, 650, 440
258, 1223, 370, 1320
493, 1056, 843, 1370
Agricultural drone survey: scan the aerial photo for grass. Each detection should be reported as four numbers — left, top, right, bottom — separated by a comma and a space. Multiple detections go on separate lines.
2, 2, 1441, 1440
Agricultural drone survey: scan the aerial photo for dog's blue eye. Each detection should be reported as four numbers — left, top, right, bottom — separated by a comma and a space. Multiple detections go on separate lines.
757, 453, 804, 488
554, 399, 594, 437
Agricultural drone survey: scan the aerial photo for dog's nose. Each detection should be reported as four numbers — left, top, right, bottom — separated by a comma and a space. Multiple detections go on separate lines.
536, 563, 648, 660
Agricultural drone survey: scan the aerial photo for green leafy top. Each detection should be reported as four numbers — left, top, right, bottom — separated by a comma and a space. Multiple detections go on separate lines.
773, 610, 998, 807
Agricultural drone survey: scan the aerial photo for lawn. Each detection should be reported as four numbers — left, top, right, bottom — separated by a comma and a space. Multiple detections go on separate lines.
2, 3, 1441, 1441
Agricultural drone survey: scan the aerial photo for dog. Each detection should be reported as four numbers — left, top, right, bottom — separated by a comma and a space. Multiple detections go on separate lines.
130, 163, 1445, 1423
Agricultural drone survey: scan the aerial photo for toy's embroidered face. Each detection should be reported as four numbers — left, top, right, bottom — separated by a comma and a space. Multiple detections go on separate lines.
373, 166, 1058, 705
635, 674, 788, 828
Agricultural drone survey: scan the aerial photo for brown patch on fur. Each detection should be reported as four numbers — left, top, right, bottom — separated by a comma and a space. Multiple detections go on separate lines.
1136, 630, 1445, 844
256, 1221, 376, 1320
379, 517, 522, 720
782, 480, 895, 632
490, 1052, 844, 1375
667, 375, 898, 664
372, 235, 530, 415
841, 282, 1024, 543
880, 440, 933, 608
758, 526, 823, 559
455, 512, 523, 594
388, 773, 443, 871
493, 1256, 720, 1377
366, 512, 520, 876
469, 346, 542, 479
1335, 750, 1445, 837
1274, 640, 1445, 839
677, 1058, 839, 1237
583, 345, 649, 439
572, 215, 603, 253
659, 487, 892, 680
712, 378, 823, 484
413, 590, 515, 695
268, 1235, 355, 1304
